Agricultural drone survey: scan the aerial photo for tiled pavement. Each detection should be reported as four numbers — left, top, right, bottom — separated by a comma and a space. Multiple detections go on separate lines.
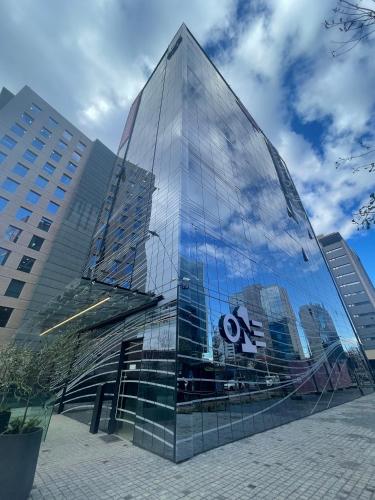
31, 393, 375, 499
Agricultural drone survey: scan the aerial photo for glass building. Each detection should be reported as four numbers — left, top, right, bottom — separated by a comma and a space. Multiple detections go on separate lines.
35, 25, 373, 462
319, 232, 375, 372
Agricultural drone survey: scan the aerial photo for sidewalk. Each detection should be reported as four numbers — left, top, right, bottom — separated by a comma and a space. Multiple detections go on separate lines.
31, 393, 375, 499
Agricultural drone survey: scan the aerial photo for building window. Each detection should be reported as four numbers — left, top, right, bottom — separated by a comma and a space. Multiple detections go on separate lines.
2, 177, 20, 193
60, 173, 72, 185
38, 216, 53, 232
5, 279, 25, 298
336, 271, 356, 279
21, 112, 34, 125
115, 228, 125, 238
42, 162, 56, 175
1, 135, 17, 150
16, 206, 32, 222
26, 190, 41, 204
54, 187, 66, 200
340, 281, 361, 288
326, 246, 343, 254
5, 225, 22, 243
47, 201, 60, 214
63, 130, 73, 142
57, 139, 68, 151
50, 150, 62, 163
17, 255, 36, 273
11, 123, 27, 137
77, 141, 86, 152
0, 306, 13, 327
111, 260, 121, 274
0, 196, 9, 212
0, 247, 10, 265
40, 127, 52, 139
343, 291, 365, 297
48, 116, 58, 127
35, 175, 49, 188
23, 149, 38, 163
124, 264, 133, 275
30, 103, 42, 113
66, 162, 77, 173
332, 263, 351, 271
28, 235, 44, 251
31, 137, 45, 150
71, 151, 81, 163
0, 151, 7, 164
12, 162, 29, 177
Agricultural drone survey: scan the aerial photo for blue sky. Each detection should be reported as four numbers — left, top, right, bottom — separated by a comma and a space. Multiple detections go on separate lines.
0, 0, 374, 282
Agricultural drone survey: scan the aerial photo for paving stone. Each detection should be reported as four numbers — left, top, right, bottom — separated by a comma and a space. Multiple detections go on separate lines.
30, 393, 375, 499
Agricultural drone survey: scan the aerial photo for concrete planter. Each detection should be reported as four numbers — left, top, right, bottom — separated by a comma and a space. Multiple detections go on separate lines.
0, 427, 43, 500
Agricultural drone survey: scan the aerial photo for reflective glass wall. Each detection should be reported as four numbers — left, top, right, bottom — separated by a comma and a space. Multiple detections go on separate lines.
175, 26, 373, 461
84, 25, 373, 462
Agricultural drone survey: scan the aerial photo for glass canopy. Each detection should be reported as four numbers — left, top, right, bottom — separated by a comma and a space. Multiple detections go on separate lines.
17, 277, 160, 338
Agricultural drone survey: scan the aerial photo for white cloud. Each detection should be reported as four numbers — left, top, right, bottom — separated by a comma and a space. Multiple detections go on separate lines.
0, 0, 374, 243
215, 0, 375, 239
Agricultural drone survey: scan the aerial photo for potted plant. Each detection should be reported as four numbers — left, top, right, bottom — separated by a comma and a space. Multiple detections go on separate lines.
0, 333, 83, 500
0, 344, 17, 433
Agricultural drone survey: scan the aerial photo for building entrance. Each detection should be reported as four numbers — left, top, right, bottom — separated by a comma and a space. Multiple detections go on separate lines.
115, 339, 143, 441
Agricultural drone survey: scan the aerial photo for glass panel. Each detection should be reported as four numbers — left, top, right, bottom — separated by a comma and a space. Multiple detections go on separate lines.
71, 151, 81, 163
0, 247, 11, 265
57, 140, 68, 150
63, 130, 73, 141
40, 127, 52, 139
11, 123, 27, 137
0, 306, 13, 327
2, 177, 20, 193
42, 162, 56, 175
16, 206, 32, 222
28, 235, 44, 251
35, 175, 49, 188
26, 190, 41, 204
5, 225, 22, 242
21, 112, 34, 125
47, 201, 60, 214
1, 135, 17, 149
60, 173, 72, 185
66, 162, 77, 173
12, 163, 29, 177
0, 151, 7, 164
17, 255, 36, 273
30, 102, 42, 113
0, 196, 9, 212
23, 149, 38, 163
77, 141, 86, 152
38, 216, 53, 232
54, 187, 65, 199
32, 137, 45, 150
50, 150, 62, 162
48, 116, 58, 127
5, 279, 25, 298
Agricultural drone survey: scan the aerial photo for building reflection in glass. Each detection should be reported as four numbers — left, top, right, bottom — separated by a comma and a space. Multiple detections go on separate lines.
58, 25, 373, 463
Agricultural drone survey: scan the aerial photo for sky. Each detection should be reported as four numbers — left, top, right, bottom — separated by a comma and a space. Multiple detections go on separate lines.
0, 0, 374, 282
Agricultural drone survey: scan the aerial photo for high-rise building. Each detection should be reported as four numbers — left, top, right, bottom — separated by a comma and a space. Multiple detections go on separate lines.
299, 303, 342, 359
319, 232, 375, 369
28, 25, 373, 462
0, 85, 117, 343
